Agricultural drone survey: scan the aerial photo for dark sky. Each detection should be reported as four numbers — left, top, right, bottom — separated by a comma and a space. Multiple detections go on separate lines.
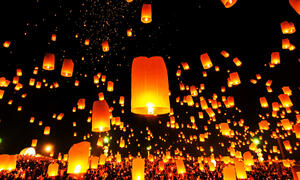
0, 0, 299, 160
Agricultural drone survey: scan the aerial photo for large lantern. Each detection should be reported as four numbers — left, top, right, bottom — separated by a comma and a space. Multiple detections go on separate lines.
223, 165, 236, 180
47, 163, 59, 177
0, 154, 17, 171
67, 141, 90, 174
141, 4, 152, 23
235, 160, 247, 179
132, 157, 145, 180
221, 0, 237, 8
131, 56, 170, 115
43, 53, 55, 70
89, 156, 99, 169
92, 100, 110, 132
176, 159, 186, 174
61, 59, 74, 77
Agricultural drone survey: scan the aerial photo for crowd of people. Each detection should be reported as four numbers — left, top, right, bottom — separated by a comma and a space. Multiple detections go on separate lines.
0, 155, 295, 179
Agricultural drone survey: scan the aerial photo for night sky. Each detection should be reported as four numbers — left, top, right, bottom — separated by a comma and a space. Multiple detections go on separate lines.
0, 0, 299, 160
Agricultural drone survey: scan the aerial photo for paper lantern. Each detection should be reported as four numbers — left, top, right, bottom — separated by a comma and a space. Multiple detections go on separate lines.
102, 41, 109, 52
0, 90, 4, 99
220, 123, 231, 136
67, 141, 90, 174
294, 123, 300, 138
61, 59, 74, 77
99, 154, 106, 165
127, 29, 133, 37
243, 151, 254, 166
221, 50, 230, 58
43, 53, 55, 70
116, 152, 121, 163
258, 120, 270, 131
44, 126, 50, 135
77, 98, 85, 110
200, 53, 213, 69
289, 0, 300, 15
89, 156, 99, 169
278, 94, 293, 108
92, 100, 110, 132
141, 4, 152, 24
0, 154, 17, 171
176, 159, 186, 174
260, 97, 269, 108
235, 160, 247, 179
31, 139, 38, 147
51, 34, 56, 41
233, 57, 242, 67
131, 56, 170, 115
221, 0, 237, 8
229, 72, 241, 85
283, 140, 292, 151
107, 81, 114, 92
280, 21, 296, 34
3, 41, 11, 48
223, 165, 236, 180
271, 52, 280, 65
47, 163, 59, 177
132, 157, 145, 180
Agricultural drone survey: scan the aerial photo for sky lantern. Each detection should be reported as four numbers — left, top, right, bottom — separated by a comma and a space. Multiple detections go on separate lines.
260, 97, 269, 108
47, 163, 59, 177
31, 139, 38, 147
289, 0, 300, 15
271, 52, 280, 65
127, 28, 133, 37
92, 100, 110, 132
132, 157, 145, 180
282, 38, 291, 49
278, 94, 293, 108
200, 53, 213, 69
221, 0, 237, 8
283, 140, 292, 151
229, 72, 241, 85
89, 156, 99, 169
67, 141, 90, 174
3, 41, 11, 48
107, 81, 114, 92
0, 154, 17, 171
219, 123, 231, 136
258, 120, 270, 131
99, 154, 106, 165
280, 21, 296, 34
294, 123, 300, 138
158, 160, 164, 171
235, 160, 247, 179
77, 98, 85, 110
282, 86, 292, 96
0, 90, 4, 99
281, 119, 292, 130
223, 165, 236, 180
233, 57, 242, 67
51, 34, 56, 41
176, 159, 186, 174
221, 50, 230, 58
102, 40, 109, 52
131, 56, 170, 115
84, 39, 90, 46
141, 4, 152, 24
44, 126, 50, 135
43, 53, 55, 70
243, 151, 254, 166
61, 59, 74, 77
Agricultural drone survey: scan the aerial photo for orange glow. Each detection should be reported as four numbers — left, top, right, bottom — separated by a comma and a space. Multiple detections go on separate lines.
92, 100, 110, 132
3, 41, 11, 48
221, 0, 237, 8
67, 141, 90, 174
43, 53, 55, 70
141, 4, 152, 24
61, 59, 74, 77
289, 0, 300, 15
131, 56, 170, 115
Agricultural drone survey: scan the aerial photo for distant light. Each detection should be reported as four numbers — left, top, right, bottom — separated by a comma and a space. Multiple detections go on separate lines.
45, 144, 53, 153
253, 138, 260, 145
147, 146, 151, 151
0, 138, 2, 143
103, 136, 110, 144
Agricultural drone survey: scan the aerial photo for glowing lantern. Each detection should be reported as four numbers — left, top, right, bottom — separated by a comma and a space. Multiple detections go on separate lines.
31, 139, 38, 147
92, 100, 110, 132
47, 163, 59, 177
51, 34, 56, 41
283, 140, 292, 151
99, 154, 106, 165
281, 119, 292, 130
235, 160, 247, 179
127, 29, 133, 37
223, 165, 236, 180
289, 0, 300, 15
107, 81, 114, 92
221, 0, 237, 8
131, 56, 170, 115
260, 97, 269, 108
176, 159, 186, 174
84, 39, 90, 46
220, 123, 231, 136
132, 157, 145, 180
141, 4, 152, 24
200, 53, 213, 69
206, 108, 215, 118
43, 53, 55, 70
294, 123, 300, 138
3, 41, 11, 48
243, 151, 254, 166
181, 62, 190, 70
278, 94, 293, 108
271, 52, 280, 65
282, 38, 291, 49
0, 154, 17, 171
89, 156, 99, 169
233, 57, 242, 67
44, 126, 50, 135
61, 59, 74, 77
0, 90, 4, 99
102, 41, 109, 52
67, 141, 90, 174
229, 72, 241, 85
258, 120, 270, 131
77, 98, 85, 110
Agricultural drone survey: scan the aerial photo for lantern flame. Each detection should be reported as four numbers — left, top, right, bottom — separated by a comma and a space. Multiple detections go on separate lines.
146, 102, 154, 115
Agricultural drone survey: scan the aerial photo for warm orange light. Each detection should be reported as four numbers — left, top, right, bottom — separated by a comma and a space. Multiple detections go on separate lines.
61, 59, 74, 77
92, 100, 110, 132
221, 0, 237, 8
141, 4, 152, 23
